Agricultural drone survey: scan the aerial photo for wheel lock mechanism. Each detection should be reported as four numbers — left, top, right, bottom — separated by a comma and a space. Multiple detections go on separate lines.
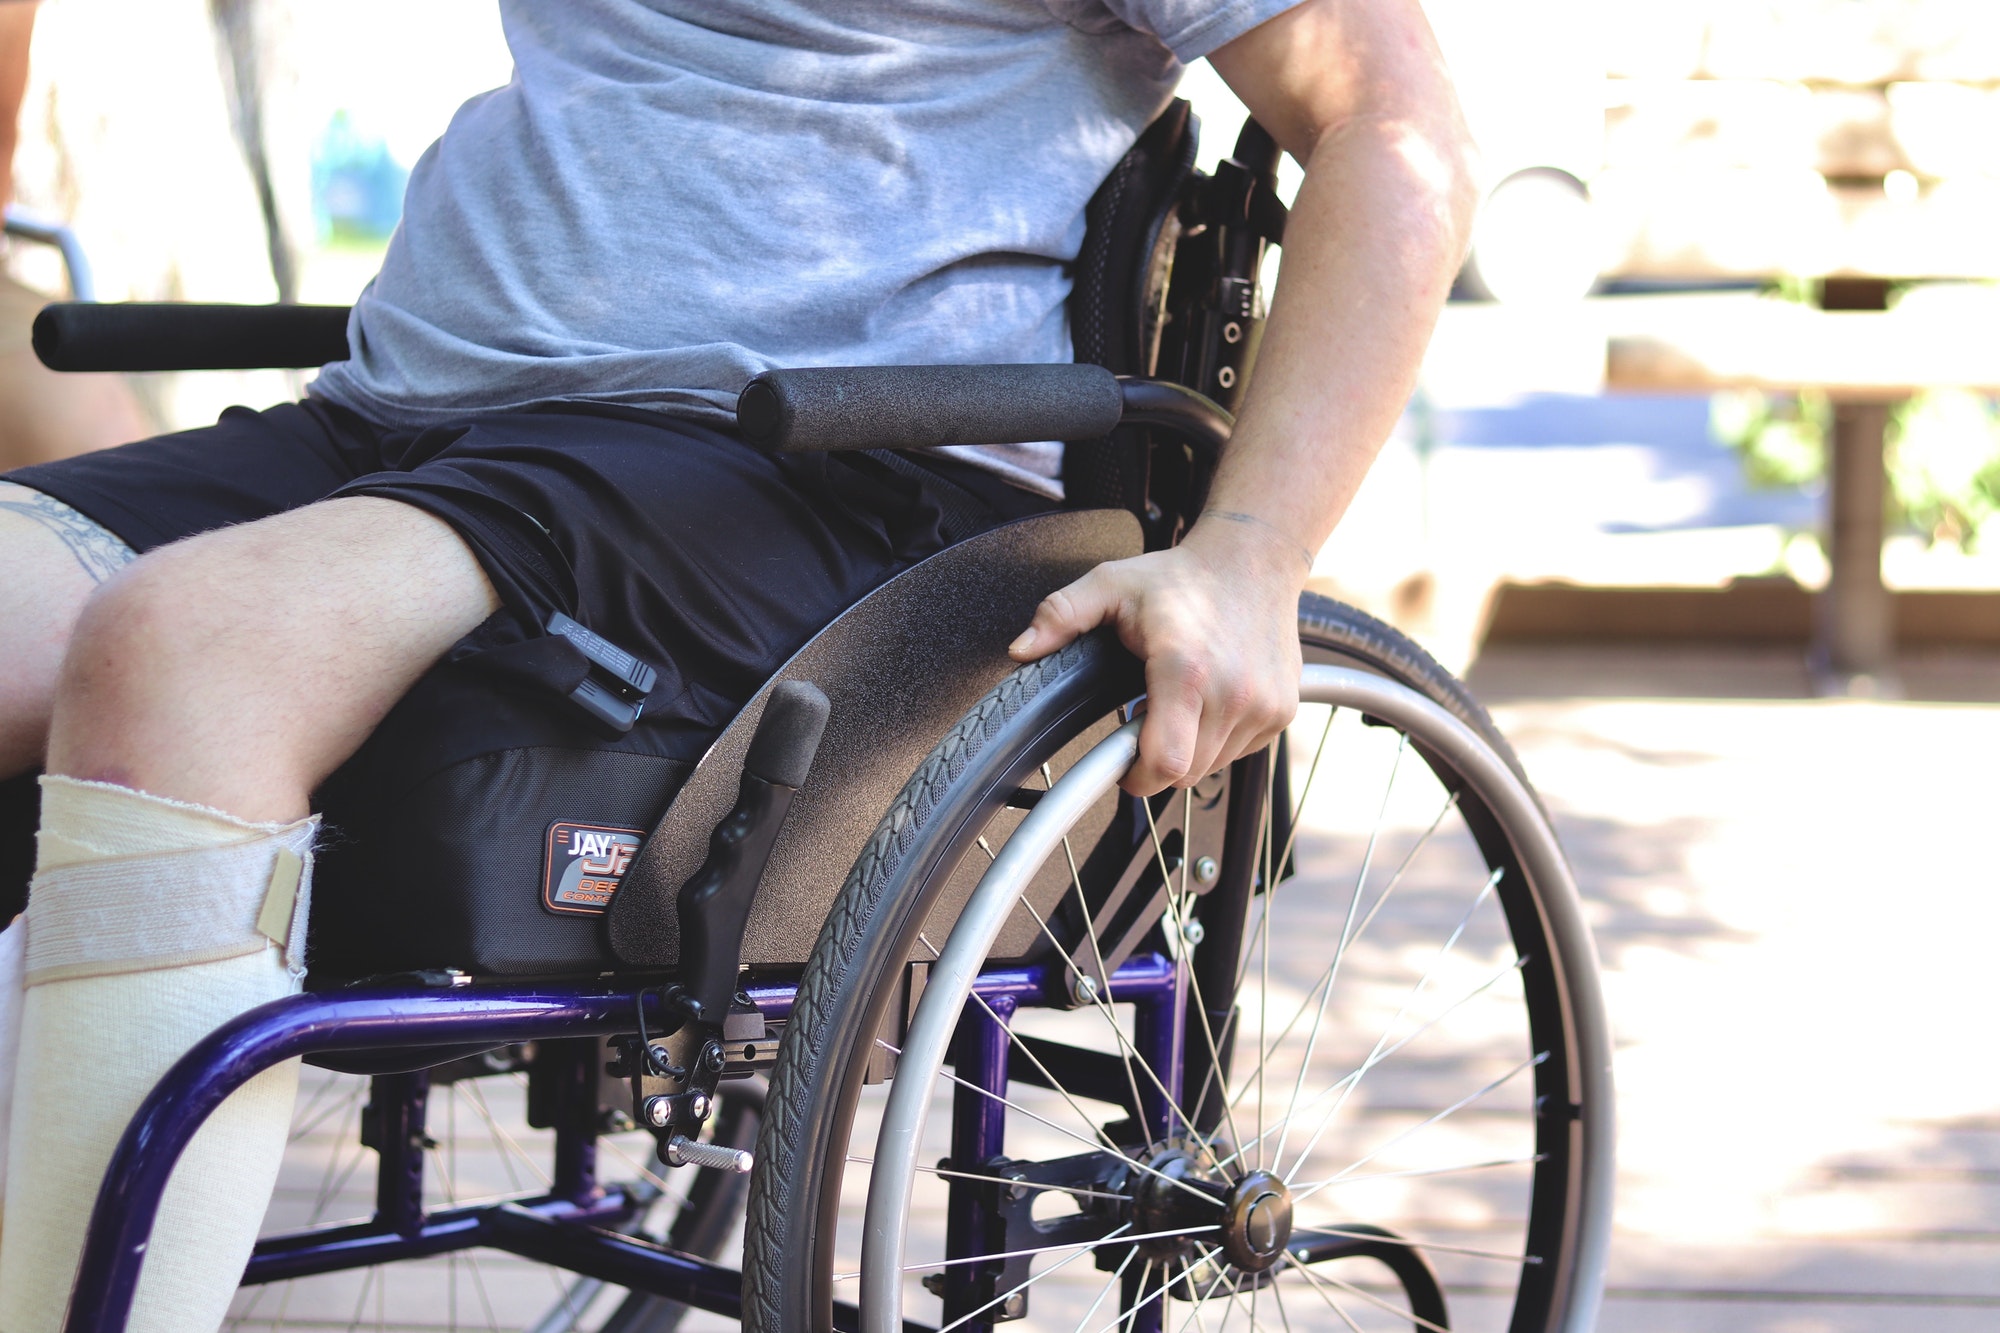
606, 681, 830, 1174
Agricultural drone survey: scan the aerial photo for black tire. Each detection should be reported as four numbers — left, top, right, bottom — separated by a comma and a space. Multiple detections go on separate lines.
746, 596, 1608, 1333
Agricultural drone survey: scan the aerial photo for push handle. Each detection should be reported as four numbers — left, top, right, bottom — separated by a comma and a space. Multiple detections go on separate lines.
737, 363, 1124, 454
33, 301, 352, 372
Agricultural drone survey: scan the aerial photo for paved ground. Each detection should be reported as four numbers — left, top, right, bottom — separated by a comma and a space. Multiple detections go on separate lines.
1471, 645, 2000, 1331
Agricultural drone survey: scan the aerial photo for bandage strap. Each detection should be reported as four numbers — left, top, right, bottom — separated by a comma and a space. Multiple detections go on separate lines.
24, 820, 317, 986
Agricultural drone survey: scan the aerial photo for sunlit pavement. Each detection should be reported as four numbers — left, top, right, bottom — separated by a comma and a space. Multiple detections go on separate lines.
1473, 645, 2000, 1331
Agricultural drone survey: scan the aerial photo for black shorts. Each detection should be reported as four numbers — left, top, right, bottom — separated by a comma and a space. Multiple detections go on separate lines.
4, 399, 1055, 976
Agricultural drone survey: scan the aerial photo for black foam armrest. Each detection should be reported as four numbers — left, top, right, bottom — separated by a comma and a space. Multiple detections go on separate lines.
33, 301, 353, 372
737, 363, 1125, 453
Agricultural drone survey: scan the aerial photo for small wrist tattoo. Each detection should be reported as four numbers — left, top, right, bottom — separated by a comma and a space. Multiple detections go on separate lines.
1203, 510, 1313, 572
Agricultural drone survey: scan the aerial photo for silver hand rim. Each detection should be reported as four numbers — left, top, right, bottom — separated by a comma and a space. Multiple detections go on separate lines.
859, 665, 1616, 1333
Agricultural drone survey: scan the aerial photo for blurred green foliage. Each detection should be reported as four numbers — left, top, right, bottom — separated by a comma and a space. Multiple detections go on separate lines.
1711, 388, 2000, 551
1889, 391, 2000, 550
1711, 388, 1829, 489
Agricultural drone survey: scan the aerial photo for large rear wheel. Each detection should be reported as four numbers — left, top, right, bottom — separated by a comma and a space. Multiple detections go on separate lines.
746, 598, 1612, 1333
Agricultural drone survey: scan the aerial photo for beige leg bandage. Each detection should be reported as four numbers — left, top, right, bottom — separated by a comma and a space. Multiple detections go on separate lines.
0, 918, 21, 1243
0, 777, 317, 1333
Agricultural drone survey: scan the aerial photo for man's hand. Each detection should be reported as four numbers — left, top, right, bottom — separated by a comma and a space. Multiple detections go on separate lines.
1009, 515, 1308, 796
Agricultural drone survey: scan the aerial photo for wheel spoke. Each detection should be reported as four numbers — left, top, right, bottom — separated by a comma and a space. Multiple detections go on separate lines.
917, 928, 1154, 1165
1209, 788, 1460, 1147
342, 1265, 378, 1333
1278, 868, 1505, 1183
1296, 1151, 1544, 1190
1289, 1224, 1540, 1265
1291, 1262, 1450, 1333
1141, 797, 1244, 1160
464, 1248, 502, 1333
1282, 1258, 1367, 1333
1290, 1049, 1549, 1208
876, 1035, 1220, 1210
600, 1133, 681, 1199
1272, 734, 1406, 1171
933, 1222, 1134, 1333
528, 1274, 601, 1333
1269, 1268, 1296, 1333
1214, 951, 1524, 1176
463, 1078, 552, 1190
1256, 746, 1275, 1172
1173, 1255, 1240, 1333
1004, 900, 1205, 1162
1071, 1245, 1141, 1333
973, 835, 1169, 1152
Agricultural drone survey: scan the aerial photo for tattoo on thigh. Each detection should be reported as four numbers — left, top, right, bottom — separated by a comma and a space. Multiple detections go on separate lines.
0, 487, 136, 584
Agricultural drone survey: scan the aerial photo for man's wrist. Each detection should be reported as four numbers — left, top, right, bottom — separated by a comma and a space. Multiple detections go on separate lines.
1186, 509, 1315, 583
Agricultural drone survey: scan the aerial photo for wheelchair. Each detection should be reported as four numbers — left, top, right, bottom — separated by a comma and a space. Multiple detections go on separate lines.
31, 102, 1612, 1333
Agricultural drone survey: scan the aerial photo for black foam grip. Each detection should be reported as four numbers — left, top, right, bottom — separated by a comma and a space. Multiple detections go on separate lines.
32, 301, 353, 372
742, 680, 831, 789
737, 363, 1123, 453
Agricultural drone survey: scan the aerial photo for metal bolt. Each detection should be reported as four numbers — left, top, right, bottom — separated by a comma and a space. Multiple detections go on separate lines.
1003, 1293, 1028, 1318
922, 1274, 947, 1297
644, 1096, 672, 1128
1008, 1172, 1031, 1201
647, 1043, 674, 1071
1181, 919, 1207, 947
1070, 972, 1101, 1005
688, 1091, 712, 1121
701, 1042, 727, 1073
1217, 365, 1237, 390
1222, 320, 1243, 345
1194, 855, 1220, 885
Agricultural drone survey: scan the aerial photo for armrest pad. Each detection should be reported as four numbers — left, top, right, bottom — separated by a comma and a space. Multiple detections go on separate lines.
33, 302, 352, 372
737, 363, 1124, 453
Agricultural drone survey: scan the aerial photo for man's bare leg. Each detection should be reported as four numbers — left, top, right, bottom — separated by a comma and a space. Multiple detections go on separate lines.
3, 494, 499, 1331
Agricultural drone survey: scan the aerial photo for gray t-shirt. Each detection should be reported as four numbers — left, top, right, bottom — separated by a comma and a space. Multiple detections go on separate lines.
310, 0, 1295, 497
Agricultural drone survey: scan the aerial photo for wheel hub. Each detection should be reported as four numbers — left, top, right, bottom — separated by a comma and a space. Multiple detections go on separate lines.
1218, 1169, 1293, 1272
1128, 1146, 1295, 1275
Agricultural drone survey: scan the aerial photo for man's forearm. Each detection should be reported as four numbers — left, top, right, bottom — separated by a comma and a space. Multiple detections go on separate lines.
1199, 0, 1479, 582
1199, 118, 1474, 575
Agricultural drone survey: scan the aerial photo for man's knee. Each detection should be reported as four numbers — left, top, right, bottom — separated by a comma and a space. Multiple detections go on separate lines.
54, 546, 213, 720
46, 498, 501, 815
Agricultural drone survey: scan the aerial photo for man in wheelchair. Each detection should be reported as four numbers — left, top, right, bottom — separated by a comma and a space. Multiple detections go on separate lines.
0, 0, 1474, 1327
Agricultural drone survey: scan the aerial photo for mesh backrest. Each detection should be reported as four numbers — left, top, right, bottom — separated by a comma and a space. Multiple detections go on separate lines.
1063, 101, 1197, 514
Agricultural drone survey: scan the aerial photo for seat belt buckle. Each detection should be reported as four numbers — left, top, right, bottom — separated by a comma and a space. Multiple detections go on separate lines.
547, 612, 659, 735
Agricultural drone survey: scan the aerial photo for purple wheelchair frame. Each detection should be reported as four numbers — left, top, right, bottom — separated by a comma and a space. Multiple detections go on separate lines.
64, 956, 1185, 1333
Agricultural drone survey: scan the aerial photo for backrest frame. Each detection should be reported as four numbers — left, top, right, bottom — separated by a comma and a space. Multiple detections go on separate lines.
1065, 102, 1289, 548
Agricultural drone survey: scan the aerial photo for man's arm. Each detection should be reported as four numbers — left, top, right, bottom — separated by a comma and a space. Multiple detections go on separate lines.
1009, 0, 1478, 795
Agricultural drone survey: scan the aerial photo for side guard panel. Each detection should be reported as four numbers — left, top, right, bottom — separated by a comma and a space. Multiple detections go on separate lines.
607, 508, 1142, 969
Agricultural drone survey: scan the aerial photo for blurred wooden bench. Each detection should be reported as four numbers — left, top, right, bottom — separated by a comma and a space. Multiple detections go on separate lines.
1596, 61, 2000, 691
1605, 282, 2000, 690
